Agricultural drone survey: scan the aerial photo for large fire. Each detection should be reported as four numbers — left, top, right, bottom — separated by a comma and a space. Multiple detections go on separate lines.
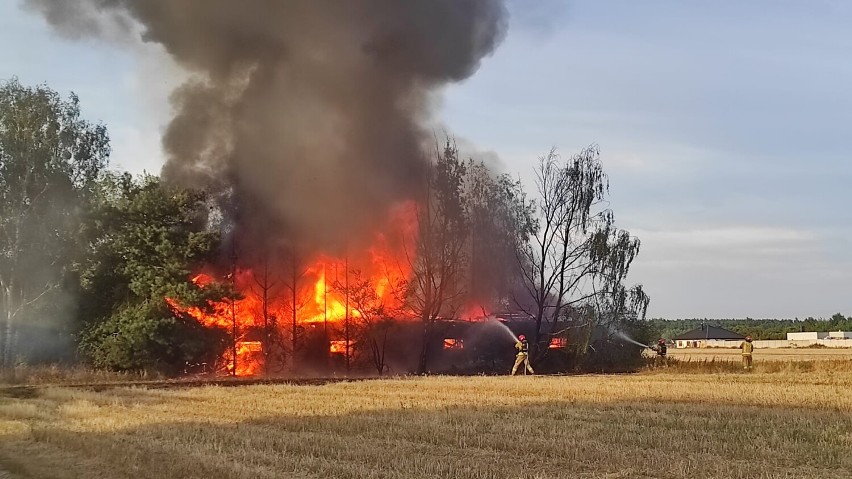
169, 202, 421, 375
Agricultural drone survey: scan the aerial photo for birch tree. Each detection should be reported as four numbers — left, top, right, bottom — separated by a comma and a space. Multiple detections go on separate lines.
0, 80, 108, 366
518, 146, 649, 360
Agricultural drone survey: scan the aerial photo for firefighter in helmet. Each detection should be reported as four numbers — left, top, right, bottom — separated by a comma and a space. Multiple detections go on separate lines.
740, 336, 754, 370
511, 334, 535, 375
654, 338, 667, 357
648, 338, 667, 367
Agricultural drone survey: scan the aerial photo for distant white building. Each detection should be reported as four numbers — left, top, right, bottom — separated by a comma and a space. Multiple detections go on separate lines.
786, 332, 828, 340
827, 331, 852, 339
778, 331, 852, 348
674, 325, 745, 348
787, 331, 852, 340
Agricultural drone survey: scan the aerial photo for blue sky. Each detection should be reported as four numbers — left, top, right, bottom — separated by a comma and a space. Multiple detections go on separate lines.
2, 0, 850, 318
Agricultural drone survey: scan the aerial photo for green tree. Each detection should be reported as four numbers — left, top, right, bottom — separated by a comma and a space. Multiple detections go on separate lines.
647, 316, 852, 342
0, 79, 109, 366
78, 173, 229, 374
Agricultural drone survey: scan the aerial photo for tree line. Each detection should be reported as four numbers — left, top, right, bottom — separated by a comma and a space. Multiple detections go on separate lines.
0, 79, 649, 375
649, 314, 852, 341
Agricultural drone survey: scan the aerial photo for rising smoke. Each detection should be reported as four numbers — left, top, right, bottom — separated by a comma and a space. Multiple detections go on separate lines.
25, 0, 509, 254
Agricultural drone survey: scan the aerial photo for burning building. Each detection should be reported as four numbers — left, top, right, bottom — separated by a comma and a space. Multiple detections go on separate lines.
26, 0, 550, 375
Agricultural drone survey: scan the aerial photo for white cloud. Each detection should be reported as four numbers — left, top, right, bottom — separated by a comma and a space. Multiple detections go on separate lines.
632, 225, 820, 270
625, 224, 852, 318
637, 226, 816, 250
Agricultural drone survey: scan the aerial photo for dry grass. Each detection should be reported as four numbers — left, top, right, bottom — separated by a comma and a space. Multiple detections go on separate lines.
647, 357, 852, 374
668, 347, 852, 362
0, 371, 850, 479
0, 365, 159, 386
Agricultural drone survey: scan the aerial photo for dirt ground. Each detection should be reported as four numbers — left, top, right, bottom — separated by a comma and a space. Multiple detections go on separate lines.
668, 347, 852, 362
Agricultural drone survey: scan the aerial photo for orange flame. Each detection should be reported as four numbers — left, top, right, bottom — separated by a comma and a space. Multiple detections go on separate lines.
329, 340, 353, 355
457, 303, 490, 321
169, 201, 498, 376
169, 202, 419, 376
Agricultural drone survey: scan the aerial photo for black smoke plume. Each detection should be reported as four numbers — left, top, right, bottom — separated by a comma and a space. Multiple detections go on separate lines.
25, 0, 508, 252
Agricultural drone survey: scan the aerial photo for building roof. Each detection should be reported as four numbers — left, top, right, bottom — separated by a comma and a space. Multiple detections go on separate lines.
673, 325, 745, 341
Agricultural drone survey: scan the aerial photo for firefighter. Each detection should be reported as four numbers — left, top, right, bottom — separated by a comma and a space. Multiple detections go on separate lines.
740, 336, 754, 370
648, 338, 667, 367
654, 338, 667, 357
511, 334, 535, 375
653, 338, 668, 359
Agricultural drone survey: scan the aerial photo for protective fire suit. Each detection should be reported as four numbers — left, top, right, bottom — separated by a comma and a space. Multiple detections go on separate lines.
511, 339, 535, 375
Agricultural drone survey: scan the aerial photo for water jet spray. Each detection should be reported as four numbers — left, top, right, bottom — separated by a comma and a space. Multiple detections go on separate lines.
611, 330, 650, 349
488, 319, 519, 343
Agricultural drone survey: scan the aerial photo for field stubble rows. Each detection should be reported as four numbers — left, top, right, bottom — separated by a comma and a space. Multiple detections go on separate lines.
668, 347, 852, 362
0, 370, 850, 479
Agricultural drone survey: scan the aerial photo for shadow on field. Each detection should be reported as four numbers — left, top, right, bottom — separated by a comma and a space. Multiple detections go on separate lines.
0, 376, 361, 399
1, 386, 850, 479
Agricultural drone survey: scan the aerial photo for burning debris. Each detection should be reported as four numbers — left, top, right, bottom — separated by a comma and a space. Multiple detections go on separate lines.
329, 341, 353, 356
165, 201, 421, 374
233, 341, 264, 376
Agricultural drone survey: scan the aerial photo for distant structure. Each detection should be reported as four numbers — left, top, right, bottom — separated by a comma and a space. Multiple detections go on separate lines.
674, 328, 852, 349
787, 331, 852, 340
673, 325, 745, 348
787, 332, 827, 341
777, 331, 852, 348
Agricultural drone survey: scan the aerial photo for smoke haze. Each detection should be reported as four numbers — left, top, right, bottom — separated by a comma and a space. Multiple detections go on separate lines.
24, 0, 509, 252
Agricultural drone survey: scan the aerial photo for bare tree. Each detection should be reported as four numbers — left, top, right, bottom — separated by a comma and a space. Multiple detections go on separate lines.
334, 269, 400, 375
517, 146, 648, 360
281, 243, 309, 372
228, 240, 238, 376
251, 255, 280, 374
344, 256, 350, 374
404, 140, 470, 374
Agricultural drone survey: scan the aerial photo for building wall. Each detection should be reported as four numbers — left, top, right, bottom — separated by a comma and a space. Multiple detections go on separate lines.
703, 340, 744, 348
827, 331, 852, 339
740, 339, 852, 349
787, 332, 828, 340
816, 339, 852, 348
676, 339, 743, 348
677, 338, 852, 349
752, 340, 790, 349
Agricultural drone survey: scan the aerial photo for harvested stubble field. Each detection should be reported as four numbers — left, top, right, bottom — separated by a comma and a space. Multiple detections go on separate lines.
668, 347, 852, 362
1, 367, 851, 479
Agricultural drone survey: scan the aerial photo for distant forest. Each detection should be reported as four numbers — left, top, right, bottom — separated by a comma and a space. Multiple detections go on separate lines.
649, 314, 852, 341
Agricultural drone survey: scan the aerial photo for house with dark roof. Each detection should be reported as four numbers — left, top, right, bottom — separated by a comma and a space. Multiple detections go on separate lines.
673, 325, 745, 348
